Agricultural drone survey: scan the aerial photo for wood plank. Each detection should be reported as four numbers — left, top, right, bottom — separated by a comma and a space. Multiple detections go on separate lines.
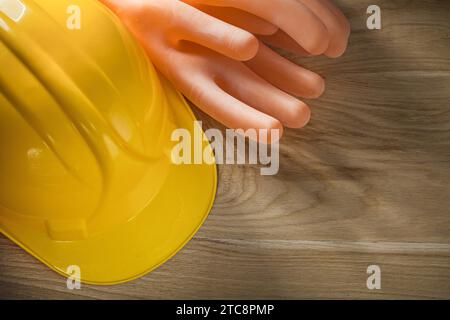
1, 236, 449, 299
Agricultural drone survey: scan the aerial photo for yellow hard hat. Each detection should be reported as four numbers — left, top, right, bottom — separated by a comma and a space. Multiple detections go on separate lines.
0, 0, 217, 285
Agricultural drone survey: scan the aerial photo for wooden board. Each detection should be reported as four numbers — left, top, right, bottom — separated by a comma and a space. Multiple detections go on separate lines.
1, 0, 449, 299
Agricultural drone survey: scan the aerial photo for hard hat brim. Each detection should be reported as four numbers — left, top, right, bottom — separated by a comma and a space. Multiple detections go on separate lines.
0, 77, 217, 285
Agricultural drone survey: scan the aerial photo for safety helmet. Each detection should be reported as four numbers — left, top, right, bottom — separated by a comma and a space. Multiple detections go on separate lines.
0, 0, 217, 285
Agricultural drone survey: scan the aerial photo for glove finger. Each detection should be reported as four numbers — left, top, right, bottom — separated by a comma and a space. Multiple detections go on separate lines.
246, 42, 325, 99
218, 60, 311, 129
183, 1, 278, 35
165, 49, 284, 142
189, 78, 284, 143
172, 1, 260, 61
187, 0, 330, 55
297, 0, 350, 57
321, 0, 351, 37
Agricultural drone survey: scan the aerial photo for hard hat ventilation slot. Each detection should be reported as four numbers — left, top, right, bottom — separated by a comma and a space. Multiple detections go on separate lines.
45, 219, 88, 241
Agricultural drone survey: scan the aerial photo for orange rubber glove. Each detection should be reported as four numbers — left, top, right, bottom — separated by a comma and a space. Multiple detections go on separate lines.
99, 0, 350, 141
183, 0, 350, 58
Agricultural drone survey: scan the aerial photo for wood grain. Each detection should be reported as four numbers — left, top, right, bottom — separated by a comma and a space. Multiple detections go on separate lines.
1, 0, 449, 299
